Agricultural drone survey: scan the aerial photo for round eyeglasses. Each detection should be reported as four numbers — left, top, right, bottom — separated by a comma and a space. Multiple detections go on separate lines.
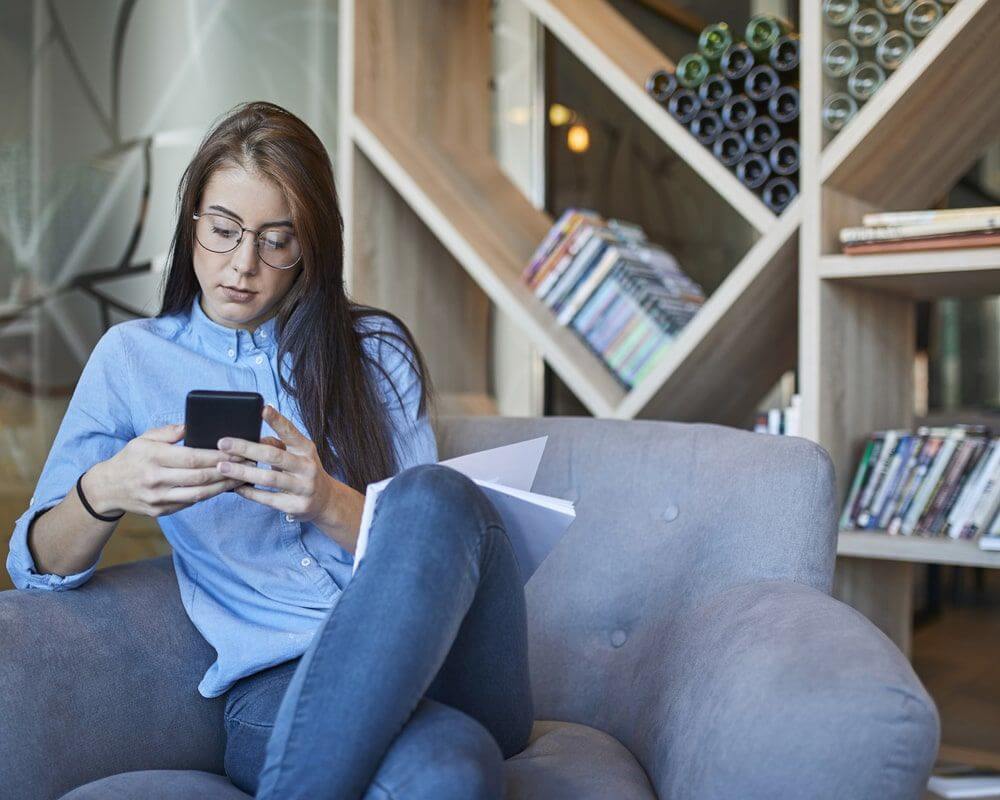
193, 212, 302, 270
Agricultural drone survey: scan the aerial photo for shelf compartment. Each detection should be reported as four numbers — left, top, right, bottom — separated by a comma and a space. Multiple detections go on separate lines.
818, 248, 1000, 298
820, 0, 1000, 208
520, 0, 775, 234
351, 113, 628, 417
839, 530, 1000, 569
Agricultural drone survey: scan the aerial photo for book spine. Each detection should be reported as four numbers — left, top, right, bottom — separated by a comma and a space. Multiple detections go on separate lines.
964, 439, 1000, 538
888, 436, 939, 535
840, 437, 876, 530
861, 206, 1000, 227
868, 434, 914, 530
523, 207, 579, 283
855, 430, 901, 528
876, 435, 922, 530
946, 438, 994, 538
546, 233, 610, 311
559, 248, 622, 326
839, 215, 1000, 244
535, 223, 597, 299
924, 438, 980, 535
902, 431, 963, 536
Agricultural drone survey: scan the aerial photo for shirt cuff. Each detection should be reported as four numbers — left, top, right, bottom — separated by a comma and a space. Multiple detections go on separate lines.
6, 502, 99, 590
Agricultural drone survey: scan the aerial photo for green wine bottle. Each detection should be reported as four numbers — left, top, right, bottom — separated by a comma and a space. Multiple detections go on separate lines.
745, 14, 792, 55
698, 22, 733, 64
676, 53, 711, 89
904, 0, 943, 37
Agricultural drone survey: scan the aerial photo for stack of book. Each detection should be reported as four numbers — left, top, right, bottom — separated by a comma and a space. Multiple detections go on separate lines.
523, 208, 706, 390
839, 207, 1000, 255
840, 425, 1000, 551
753, 394, 801, 436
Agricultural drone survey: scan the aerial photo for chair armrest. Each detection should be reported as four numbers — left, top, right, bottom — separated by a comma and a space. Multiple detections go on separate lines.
628, 581, 939, 800
0, 555, 226, 799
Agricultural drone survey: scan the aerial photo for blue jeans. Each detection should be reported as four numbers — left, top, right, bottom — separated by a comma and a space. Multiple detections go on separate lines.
222, 464, 534, 799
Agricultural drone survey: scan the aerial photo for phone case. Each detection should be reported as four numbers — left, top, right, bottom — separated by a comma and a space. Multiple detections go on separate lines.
184, 390, 263, 450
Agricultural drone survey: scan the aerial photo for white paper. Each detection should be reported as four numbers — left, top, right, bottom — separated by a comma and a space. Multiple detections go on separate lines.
927, 774, 1000, 799
350, 436, 574, 584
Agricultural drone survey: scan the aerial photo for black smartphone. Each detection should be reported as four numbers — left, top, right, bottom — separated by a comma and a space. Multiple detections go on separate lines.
184, 390, 264, 450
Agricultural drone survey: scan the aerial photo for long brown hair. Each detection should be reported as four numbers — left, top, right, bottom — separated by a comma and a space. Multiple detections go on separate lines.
157, 101, 435, 491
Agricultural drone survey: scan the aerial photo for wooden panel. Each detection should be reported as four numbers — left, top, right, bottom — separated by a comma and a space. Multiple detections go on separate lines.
822, 0, 1000, 208
620, 201, 800, 425
351, 147, 491, 397
839, 531, 1000, 569
819, 249, 1000, 299
352, 114, 628, 415
520, 0, 775, 233
353, 0, 492, 153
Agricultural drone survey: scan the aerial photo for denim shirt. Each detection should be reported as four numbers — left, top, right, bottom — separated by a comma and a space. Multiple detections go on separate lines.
6, 291, 437, 697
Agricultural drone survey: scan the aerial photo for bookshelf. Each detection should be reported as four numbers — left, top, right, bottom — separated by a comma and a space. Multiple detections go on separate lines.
800, 0, 1000, 657
339, 0, 798, 429
339, 0, 1000, 658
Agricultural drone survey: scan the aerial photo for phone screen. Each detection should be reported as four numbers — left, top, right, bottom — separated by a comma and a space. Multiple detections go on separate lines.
184, 390, 264, 450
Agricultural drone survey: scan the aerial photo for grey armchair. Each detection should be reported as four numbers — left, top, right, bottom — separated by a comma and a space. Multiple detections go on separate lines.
0, 416, 939, 799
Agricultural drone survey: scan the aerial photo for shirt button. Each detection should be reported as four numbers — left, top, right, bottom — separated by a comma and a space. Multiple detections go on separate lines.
300, 557, 311, 567
255, 355, 264, 365
285, 513, 295, 522
261, 331, 268, 338
227, 348, 235, 358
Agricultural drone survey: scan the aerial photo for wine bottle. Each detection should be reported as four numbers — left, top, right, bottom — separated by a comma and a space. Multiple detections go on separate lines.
768, 86, 800, 124
744, 116, 782, 153
876, 0, 914, 13
720, 43, 755, 84
667, 89, 702, 124
744, 65, 781, 102
847, 62, 886, 102
905, 0, 943, 37
698, 22, 733, 64
721, 94, 757, 131
823, 0, 860, 26
822, 92, 859, 131
769, 35, 800, 73
690, 110, 724, 145
745, 14, 792, 55
676, 53, 710, 88
762, 177, 797, 214
768, 139, 800, 176
875, 30, 914, 70
822, 39, 859, 79
736, 152, 772, 190
698, 74, 734, 110
849, 8, 888, 48
645, 69, 678, 104
713, 131, 748, 167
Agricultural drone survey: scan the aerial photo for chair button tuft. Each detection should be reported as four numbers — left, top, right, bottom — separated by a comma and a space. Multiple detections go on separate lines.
662, 504, 679, 522
610, 629, 627, 648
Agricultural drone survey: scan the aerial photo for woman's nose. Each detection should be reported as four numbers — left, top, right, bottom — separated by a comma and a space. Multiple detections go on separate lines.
231, 233, 260, 274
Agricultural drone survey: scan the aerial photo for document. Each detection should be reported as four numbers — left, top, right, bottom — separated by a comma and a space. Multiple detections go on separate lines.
350, 436, 576, 585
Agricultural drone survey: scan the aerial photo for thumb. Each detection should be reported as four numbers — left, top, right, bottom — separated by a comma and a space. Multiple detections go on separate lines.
144, 423, 186, 442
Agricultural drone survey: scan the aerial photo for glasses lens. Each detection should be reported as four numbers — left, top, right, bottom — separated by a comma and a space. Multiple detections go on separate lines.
196, 214, 241, 253
258, 228, 301, 269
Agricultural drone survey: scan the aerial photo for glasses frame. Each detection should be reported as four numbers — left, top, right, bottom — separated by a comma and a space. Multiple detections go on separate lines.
192, 212, 302, 270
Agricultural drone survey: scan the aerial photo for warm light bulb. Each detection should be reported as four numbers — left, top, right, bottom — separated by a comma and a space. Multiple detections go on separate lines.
567, 123, 590, 153
548, 103, 572, 126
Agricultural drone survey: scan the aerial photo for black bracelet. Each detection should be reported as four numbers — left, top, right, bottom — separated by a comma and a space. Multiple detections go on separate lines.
77, 470, 125, 522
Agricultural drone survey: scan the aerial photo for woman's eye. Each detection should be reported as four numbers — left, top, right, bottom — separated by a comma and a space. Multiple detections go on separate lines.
212, 226, 237, 238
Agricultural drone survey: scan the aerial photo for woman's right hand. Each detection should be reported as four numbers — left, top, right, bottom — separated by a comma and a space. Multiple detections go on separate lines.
93, 422, 268, 518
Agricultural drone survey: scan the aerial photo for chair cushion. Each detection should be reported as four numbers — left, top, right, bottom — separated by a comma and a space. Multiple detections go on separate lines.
58, 770, 250, 799
59, 722, 654, 800
505, 720, 656, 799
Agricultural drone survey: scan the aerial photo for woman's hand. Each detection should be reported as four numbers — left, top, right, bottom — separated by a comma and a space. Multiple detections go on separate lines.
97, 422, 256, 518
216, 405, 365, 551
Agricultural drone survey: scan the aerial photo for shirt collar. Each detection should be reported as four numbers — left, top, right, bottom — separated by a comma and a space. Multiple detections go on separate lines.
190, 291, 278, 363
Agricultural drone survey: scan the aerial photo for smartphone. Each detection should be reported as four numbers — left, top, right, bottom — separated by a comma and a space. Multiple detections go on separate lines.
184, 390, 264, 450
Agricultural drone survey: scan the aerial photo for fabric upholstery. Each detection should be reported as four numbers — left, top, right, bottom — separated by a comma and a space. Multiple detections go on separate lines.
0, 415, 939, 799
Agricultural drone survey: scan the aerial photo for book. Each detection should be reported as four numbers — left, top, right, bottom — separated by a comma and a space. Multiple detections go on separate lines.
842, 231, 1000, 255
862, 206, 1000, 227
350, 437, 577, 585
839, 215, 1000, 245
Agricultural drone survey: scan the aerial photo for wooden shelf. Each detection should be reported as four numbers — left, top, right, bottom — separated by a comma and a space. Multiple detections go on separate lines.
520, 0, 775, 234
820, 0, 1000, 208
818, 248, 1000, 298
839, 531, 1000, 569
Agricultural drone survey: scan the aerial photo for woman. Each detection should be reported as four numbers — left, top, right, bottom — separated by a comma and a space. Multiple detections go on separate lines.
6, 101, 533, 799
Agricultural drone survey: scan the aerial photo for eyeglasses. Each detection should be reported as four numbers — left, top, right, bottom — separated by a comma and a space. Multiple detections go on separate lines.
193, 212, 302, 270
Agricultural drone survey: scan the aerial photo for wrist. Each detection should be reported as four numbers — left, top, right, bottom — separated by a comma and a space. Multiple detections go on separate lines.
82, 461, 124, 517
315, 477, 364, 554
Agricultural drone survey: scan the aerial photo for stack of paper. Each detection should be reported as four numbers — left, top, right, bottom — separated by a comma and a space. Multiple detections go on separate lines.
351, 436, 576, 585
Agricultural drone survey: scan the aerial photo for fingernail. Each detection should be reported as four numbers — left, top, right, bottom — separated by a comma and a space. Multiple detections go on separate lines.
218, 461, 232, 473
218, 438, 232, 450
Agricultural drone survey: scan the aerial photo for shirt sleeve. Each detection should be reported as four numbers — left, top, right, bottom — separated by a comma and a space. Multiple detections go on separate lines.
363, 316, 438, 473
6, 325, 135, 591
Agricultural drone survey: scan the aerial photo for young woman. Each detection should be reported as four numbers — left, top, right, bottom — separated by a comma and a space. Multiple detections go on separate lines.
7, 101, 533, 799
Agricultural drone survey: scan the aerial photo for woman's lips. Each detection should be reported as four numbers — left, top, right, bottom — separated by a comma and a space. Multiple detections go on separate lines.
221, 285, 257, 303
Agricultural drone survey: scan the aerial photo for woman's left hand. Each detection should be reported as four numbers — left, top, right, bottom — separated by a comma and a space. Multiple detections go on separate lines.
215, 404, 363, 545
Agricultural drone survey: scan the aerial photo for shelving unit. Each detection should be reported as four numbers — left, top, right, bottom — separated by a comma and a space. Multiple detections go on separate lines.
339, 0, 799, 429
800, 0, 1000, 657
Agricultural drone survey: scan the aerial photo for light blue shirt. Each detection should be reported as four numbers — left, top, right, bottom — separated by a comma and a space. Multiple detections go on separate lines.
6, 291, 437, 697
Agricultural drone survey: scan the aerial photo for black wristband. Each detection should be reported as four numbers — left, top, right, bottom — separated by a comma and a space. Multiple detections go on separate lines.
77, 470, 125, 522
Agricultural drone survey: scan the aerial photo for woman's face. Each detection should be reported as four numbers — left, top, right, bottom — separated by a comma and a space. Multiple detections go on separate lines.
193, 164, 302, 331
